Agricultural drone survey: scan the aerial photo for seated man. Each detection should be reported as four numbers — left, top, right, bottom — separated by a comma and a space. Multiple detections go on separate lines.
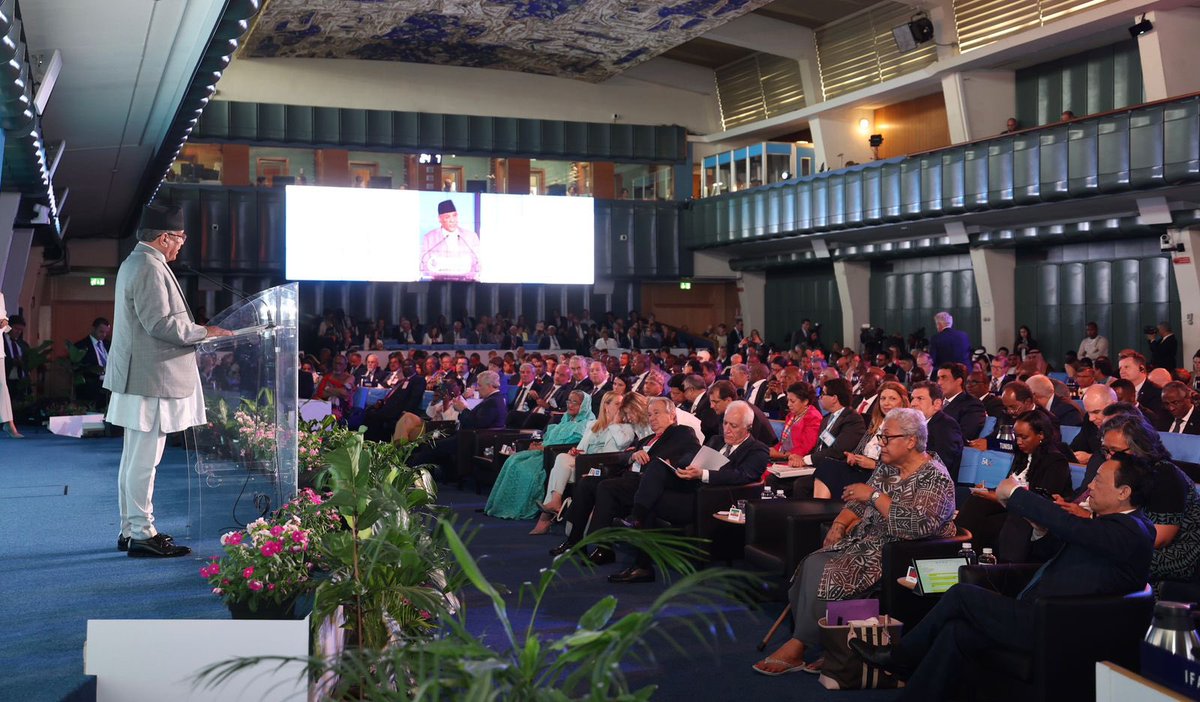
1028, 374, 1084, 427
783, 378, 865, 497
553, 396, 699, 565
607, 400, 769, 584
522, 362, 573, 431
409, 370, 507, 481
908, 381, 964, 483
937, 362, 987, 440
704, 379, 777, 445
852, 452, 1156, 700
358, 359, 426, 442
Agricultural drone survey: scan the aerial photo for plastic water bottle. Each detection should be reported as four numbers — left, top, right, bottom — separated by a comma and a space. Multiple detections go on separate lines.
978, 547, 997, 565
761, 485, 773, 500
957, 542, 978, 565
775, 489, 786, 500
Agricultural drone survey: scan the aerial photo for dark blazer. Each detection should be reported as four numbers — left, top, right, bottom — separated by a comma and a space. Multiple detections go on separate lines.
631, 423, 702, 468
589, 379, 614, 417
75, 336, 109, 403
744, 379, 770, 410
703, 405, 777, 448
1007, 448, 1074, 498
1007, 488, 1155, 601
987, 373, 1016, 396
509, 382, 539, 413
1150, 334, 1179, 370
1138, 380, 1164, 414
1045, 396, 1084, 427
942, 392, 987, 441
375, 374, 427, 421
979, 393, 1007, 419
458, 391, 507, 431
929, 327, 972, 367
809, 408, 867, 465
572, 377, 595, 394
707, 437, 770, 485
537, 335, 564, 350
1162, 408, 1200, 435
500, 334, 524, 350
926, 410, 964, 481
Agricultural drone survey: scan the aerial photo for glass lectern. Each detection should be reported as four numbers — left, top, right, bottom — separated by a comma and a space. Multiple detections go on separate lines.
187, 284, 299, 538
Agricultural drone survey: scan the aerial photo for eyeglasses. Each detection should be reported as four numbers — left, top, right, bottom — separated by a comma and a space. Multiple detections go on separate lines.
167, 232, 187, 242
1100, 445, 1129, 458
875, 433, 909, 445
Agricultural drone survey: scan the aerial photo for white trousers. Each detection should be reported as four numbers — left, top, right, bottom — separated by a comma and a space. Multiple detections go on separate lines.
118, 415, 166, 539
0, 375, 11, 423
543, 453, 577, 502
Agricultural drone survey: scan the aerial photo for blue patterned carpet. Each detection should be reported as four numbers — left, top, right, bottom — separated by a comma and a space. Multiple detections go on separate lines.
0, 431, 900, 701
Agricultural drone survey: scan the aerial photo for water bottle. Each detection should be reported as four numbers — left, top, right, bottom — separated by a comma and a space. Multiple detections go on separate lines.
996, 424, 1016, 453
978, 547, 997, 565
957, 542, 978, 565
775, 489, 786, 500
761, 485, 773, 501
1145, 601, 1200, 661
1066, 376, 1079, 399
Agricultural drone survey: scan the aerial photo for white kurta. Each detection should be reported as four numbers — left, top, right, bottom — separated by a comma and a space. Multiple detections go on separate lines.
106, 365, 206, 434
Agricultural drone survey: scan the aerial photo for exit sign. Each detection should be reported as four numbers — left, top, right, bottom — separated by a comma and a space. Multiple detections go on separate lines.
89, 277, 106, 287
679, 281, 692, 290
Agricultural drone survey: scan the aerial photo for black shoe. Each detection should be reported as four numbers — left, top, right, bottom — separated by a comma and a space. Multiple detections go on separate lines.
117, 534, 130, 552
586, 547, 615, 565
128, 533, 191, 558
613, 516, 641, 529
608, 565, 655, 584
848, 638, 909, 675
549, 541, 573, 558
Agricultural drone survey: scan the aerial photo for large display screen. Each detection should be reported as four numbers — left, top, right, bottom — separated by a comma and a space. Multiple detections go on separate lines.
284, 186, 595, 284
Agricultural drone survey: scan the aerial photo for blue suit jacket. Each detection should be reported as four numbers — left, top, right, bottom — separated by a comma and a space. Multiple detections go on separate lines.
929, 327, 972, 368
1007, 488, 1154, 601
459, 392, 508, 431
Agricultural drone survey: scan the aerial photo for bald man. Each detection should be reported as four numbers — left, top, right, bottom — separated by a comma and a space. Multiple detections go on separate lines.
1069, 384, 1118, 497
1028, 374, 1083, 426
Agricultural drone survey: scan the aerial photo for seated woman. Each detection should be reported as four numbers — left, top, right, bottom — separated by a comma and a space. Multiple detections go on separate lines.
753, 408, 956, 676
813, 381, 910, 499
485, 390, 594, 523
768, 382, 822, 463
393, 377, 462, 443
314, 354, 356, 422
530, 392, 646, 535
955, 409, 1073, 557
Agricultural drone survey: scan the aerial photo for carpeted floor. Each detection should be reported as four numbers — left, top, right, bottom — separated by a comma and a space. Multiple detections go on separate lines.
1, 431, 901, 701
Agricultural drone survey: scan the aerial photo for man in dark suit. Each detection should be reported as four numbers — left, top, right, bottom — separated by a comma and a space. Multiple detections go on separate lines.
76, 317, 112, 408
587, 360, 614, 417
609, 400, 769, 583
3, 313, 29, 400
1119, 352, 1164, 417
966, 371, 1007, 419
1161, 381, 1200, 434
567, 355, 594, 394
850, 369, 884, 417
851, 453, 1156, 701
705, 380, 776, 445
1149, 322, 1179, 370
791, 378, 866, 469
500, 325, 525, 350
537, 325, 565, 351
936, 362, 987, 440
521, 362, 572, 430
927, 311, 971, 368
554, 397, 701, 564
505, 362, 542, 428
1067, 384, 1118, 494
1028, 374, 1084, 427
987, 355, 1016, 396
409, 370, 507, 480
910, 381, 964, 482
360, 360, 427, 442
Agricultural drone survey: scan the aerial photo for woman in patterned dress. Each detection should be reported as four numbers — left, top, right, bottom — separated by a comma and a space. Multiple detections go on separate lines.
753, 407, 957, 676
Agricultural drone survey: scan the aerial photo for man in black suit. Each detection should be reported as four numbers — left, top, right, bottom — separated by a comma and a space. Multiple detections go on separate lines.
608, 400, 768, 583
927, 311, 971, 368
410, 370, 507, 481
987, 354, 1015, 396
554, 396, 701, 564
682, 373, 713, 423
1028, 374, 1084, 427
1149, 321, 1179, 370
966, 371, 1006, 419
937, 362, 987, 440
851, 453, 1156, 701
76, 317, 111, 408
1119, 352, 1164, 417
705, 380, 776, 446
790, 378, 865, 469
537, 324, 565, 351
523, 361, 572, 430
361, 360, 426, 442
567, 355, 594, 394
1161, 381, 1200, 434
586, 359, 613, 417
850, 368, 883, 418
500, 325, 525, 350
505, 362, 542, 428
910, 381, 964, 482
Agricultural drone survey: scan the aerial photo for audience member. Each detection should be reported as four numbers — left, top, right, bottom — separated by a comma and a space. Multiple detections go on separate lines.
937, 362, 987, 440
75, 316, 111, 408
907, 381, 964, 482
928, 311, 971, 367
410, 371, 507, 481
769, 382, 822, 462
1077, 321, 1109, 360
1027, 374, 1083, 426
1149, 321, 1179, 370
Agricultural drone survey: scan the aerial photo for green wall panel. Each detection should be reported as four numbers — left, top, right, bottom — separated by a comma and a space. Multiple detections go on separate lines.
1012, 238, 1179, 365
765, 267, 841, 350
1016, 40, 1144, 128
869, 254, 980, 348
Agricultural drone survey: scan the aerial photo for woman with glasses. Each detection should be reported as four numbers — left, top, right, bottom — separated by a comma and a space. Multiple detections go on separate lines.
486, 389, 594, 524
956, 409, 1073, 559
753, 408, 956, 676
811, 381, 911, 500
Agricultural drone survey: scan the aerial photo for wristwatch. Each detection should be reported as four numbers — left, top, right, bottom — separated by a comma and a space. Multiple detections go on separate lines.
869, 490, 882, 505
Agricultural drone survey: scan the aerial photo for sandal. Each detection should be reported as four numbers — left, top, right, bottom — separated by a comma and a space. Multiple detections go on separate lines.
800, 657, 823, 674
751, 657, 807, 676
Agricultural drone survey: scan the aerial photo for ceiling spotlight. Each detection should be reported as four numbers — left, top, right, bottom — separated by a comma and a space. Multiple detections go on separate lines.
1129, 15, 1153, 38
858, 118, 871, 133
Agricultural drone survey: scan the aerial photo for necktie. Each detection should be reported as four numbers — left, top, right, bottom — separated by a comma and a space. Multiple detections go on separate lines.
858, 399, 870, 414
96, 340, 107, 367
1172, 418, 1183, 433
721, 444, 733, 457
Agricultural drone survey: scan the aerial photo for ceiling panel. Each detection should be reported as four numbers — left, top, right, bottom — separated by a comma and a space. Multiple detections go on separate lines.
661, 37, 757, 69
753, 0, 884, 28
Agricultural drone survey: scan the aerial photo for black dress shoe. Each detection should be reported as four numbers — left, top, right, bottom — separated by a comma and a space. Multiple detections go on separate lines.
117, 534, 130, 552
549, 541, 573, 557
607, 565, 655, 584
613, 516, 641, 529
586, 547, 615, 565
848, 638, 909, 675
128, 533, 191, 558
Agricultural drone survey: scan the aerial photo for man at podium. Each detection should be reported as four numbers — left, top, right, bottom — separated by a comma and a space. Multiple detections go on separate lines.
104, 204, 232, 558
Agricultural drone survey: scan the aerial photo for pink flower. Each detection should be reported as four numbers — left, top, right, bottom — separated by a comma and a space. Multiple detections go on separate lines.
270, 525, 284, 537
212, 588, 223, 595
242, 566, 254, 578
248, 580, 263, 592
267, 583, 276, 591
221, 532, 243, 546
291, 530, 307, 543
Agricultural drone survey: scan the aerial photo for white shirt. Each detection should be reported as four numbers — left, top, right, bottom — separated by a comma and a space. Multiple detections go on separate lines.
1077, 335, 1108, 360
106, 368, 205, 433
703, 435, 748, 483
1170, 406, 1195, 433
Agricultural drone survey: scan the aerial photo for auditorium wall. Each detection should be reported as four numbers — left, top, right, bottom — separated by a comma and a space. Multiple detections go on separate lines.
1015, 39, 1144, 128
764, 266, 841, 350
868, 254, 981, 349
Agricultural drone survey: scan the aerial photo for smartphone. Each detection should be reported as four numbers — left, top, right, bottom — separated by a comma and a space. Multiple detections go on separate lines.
904, 566, 918, 585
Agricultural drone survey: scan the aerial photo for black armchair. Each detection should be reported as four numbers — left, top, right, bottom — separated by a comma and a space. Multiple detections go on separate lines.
743, 499, 846, 578
877, 526, 972, 626
458, 428, 523, 493
541, 442, 575, 476
958, 564, 1154, 702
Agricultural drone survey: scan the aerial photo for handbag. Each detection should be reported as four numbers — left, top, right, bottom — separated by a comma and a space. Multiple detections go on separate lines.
817, 614, 905, 690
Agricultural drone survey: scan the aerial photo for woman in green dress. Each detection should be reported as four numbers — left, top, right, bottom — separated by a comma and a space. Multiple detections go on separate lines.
485, 390, 594, 522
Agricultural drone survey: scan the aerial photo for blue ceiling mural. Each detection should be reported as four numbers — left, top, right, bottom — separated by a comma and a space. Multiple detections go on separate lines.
240, 0, 776, 82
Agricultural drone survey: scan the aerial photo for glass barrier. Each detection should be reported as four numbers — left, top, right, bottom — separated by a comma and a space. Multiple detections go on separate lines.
187, 284, 300, 539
